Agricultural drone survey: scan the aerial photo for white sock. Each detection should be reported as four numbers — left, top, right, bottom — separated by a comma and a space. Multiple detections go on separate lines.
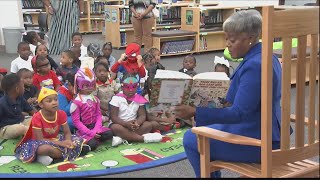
36, 155, 53, 166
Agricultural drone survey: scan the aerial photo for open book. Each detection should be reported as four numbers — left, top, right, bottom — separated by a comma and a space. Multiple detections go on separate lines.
148, 70, 230, 113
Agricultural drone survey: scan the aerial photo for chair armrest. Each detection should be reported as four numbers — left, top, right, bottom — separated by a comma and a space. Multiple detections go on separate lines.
191, 127, 261, 147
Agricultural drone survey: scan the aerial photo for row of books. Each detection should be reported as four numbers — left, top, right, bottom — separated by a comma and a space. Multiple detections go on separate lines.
199, 35, 208, 50
90, 1, 107, 14
120, 32, 127, 46
160, 39, 195, 55
22, 0, 44, 8
23, 14, 33, 24
157, 7, 181, 24
120, 9, 132, 24
200, 10, 223, 26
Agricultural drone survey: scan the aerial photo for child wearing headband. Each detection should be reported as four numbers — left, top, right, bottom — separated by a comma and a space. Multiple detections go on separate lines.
109, 72, 162, 146
70, 68, 113, 151
15, 87, 90, 166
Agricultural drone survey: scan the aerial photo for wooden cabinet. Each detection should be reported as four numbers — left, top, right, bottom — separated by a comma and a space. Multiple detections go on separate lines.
80, 0, 126, 34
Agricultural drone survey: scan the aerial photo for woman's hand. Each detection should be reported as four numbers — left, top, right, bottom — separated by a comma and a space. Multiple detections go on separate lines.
173, 105, 196, 120
47, 6, 55, 15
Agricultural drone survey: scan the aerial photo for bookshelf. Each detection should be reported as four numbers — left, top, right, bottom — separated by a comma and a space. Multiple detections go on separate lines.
181, 6, 236, 53
104, 1, 217, 48
80, 0, 126, 34
21, 0, 45, 30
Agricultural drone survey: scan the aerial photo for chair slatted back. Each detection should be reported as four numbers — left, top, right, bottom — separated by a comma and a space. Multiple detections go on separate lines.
261, 6, 319, 177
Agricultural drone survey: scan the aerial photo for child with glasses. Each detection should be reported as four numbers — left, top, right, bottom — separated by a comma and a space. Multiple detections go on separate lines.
32, 55, 61, 91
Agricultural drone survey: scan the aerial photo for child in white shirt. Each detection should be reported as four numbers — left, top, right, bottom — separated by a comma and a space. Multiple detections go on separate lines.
10, 42, 33, 73
109, 73, 162, 146
71, 32, 87, 58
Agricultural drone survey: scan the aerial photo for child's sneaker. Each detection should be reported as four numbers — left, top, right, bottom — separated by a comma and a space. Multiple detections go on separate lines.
80, 144, 91, 156
143, 133, 163, 143
112, 136, 123, 147
36, 155, 53, 166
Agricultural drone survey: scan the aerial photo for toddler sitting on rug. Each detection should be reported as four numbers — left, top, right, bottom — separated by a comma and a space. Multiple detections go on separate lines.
109, 73, 163, 146
70, 68, 113, 151
14, 87, 90, 166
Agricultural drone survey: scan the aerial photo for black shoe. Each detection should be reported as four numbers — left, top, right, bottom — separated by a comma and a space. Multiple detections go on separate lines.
99, 130, 114, 142
80, 144, 91, 156
86, 139, 99, 151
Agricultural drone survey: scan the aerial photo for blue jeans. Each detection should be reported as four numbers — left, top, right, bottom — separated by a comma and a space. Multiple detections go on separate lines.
183, 124, 280, 178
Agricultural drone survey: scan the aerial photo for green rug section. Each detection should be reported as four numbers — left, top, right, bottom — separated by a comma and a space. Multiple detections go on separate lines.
0, 128, 188, 174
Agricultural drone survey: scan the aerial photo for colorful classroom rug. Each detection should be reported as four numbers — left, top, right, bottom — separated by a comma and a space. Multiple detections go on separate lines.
0, 128, 189, 178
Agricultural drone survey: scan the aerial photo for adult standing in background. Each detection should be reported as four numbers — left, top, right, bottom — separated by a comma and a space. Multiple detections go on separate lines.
129, 0, 157, 53
43, 0, 84, 55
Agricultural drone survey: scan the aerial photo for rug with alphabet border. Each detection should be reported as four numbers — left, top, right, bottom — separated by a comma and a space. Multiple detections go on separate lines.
0, 127, 189, 178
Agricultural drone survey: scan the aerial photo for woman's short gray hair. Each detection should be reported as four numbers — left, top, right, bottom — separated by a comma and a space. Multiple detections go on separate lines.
223, 9, 262, 39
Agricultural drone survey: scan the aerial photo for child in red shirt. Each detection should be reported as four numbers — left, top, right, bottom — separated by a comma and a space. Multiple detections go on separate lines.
14, 87, 90, 165
32, 55, 61, 91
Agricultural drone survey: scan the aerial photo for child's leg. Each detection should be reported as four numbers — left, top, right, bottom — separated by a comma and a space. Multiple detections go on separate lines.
133, 121, 153, 135
99, 130, 113, 142
36, 144, 62, 159
0, 124, 28, 139
110, 124, 145, 142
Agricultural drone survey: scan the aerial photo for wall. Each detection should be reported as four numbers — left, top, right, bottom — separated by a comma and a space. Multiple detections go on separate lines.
0, 0, 24, 45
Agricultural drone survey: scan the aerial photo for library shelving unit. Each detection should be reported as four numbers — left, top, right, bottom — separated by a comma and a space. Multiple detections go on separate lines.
104, 4, 136, 48
80, 0, 126, 34
180, 6, 236, 53
21, 0, 46, 30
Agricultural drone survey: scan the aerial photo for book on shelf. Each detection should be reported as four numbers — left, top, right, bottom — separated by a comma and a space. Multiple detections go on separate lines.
90, 1, 106, 14
120, 32, 127, 46
120, 8, 131, 24
148, 70, 230, 113
21, 0, 44, 9
160, 39, 195, 55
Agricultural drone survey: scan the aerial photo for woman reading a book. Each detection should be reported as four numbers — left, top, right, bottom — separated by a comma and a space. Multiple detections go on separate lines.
174, 9, 283, 178
129, 0, 157, 53
43, 0, 84, 55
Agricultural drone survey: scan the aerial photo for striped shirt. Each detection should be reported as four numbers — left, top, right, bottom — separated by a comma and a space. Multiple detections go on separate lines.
129, 0, 157, 18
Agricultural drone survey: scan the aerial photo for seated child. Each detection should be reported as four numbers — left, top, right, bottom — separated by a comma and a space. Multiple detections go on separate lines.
213, 56, 231, 77
56, 50, 79, 82
148, 47, 165, 71
35, 44, 59, 71
23, 31, 48, 56
0, 74, 36, 139
32, 55, 61, 91
71, 32, 87, 58
17, 68, 38, 109
109, 73, 162, 146
15, 87, 90, 166
80, 43, 101, 70
102, 42, 116, 69
178, 55, 197, 77
110, 43, 146, 80
95, 55, 109, 66
70, 68, 113, 151
93, 62, 120, 122
10, 42, 33, 73
58, 73, 76, 132
70, 46, 82, 68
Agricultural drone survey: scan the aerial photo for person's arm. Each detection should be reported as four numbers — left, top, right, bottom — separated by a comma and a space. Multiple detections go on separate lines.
140, 1, 156, 18
195, 61, 262, 126
137, 55, 146, 78
43, 0, 54, 15
109, 99, 131, 129
51, 71, 61, 91
135, 105, 147, 126
48, 56, 58, 71
78, 0, 84, 14
111, 53, 126, 73
21, 96, 36, 115
129, 0, 139, 18
58, 93, 72, 116
92, 97, 103, 132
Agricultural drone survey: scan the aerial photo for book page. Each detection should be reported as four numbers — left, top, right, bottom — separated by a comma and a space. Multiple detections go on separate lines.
158, 80, 186, 104
193, 72, 230, 81
155, 70, 192, 79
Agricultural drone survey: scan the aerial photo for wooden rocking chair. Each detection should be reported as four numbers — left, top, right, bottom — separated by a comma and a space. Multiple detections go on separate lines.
191, 5, 319, 178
